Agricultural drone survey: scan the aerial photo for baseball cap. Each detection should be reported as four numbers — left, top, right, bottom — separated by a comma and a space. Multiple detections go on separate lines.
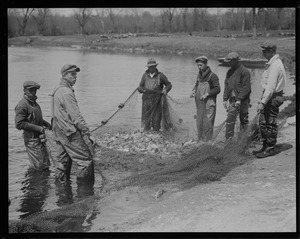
61, 64, 80, 75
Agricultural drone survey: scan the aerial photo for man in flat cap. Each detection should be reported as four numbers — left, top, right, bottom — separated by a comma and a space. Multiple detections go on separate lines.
190, 56, 220, 142
138, 58, 172, 131
253, 41, 286, 158
51, 64, 96, 186
15, 81, 52, 170
222, 52, 251, 143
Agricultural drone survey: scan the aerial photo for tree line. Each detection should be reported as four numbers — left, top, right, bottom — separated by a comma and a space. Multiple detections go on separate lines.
7, 8, 295, 38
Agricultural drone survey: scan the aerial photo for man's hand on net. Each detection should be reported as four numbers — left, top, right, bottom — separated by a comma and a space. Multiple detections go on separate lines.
223, 101, 228, 109
162, 89, 167, 95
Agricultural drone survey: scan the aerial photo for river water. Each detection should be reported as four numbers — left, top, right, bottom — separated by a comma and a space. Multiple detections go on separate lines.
8, 46, 294, 223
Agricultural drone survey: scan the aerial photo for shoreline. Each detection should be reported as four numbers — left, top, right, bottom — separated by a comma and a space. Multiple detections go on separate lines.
8, 34, 295, 73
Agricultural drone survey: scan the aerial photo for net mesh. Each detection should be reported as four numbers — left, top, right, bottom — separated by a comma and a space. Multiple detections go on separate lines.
10, 90, 289, 232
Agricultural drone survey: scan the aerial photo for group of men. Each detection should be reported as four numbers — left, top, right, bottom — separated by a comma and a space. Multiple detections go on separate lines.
14, 40, 287, 186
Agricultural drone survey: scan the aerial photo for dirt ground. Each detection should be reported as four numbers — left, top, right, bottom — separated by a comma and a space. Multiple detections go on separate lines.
87, 118, 296, 233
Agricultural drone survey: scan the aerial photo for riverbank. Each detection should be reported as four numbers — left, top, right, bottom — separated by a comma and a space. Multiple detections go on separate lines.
8, 32, 295, 73
7, 33, 297, 234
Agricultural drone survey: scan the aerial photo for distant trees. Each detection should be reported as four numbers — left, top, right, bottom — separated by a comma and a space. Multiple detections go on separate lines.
7, 7, 296, 37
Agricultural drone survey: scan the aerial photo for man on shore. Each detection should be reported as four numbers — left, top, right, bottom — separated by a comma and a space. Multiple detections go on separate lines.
138, 58, 172, 131
51, 64, 95, 185
190, 56, 220, 142
222, 52, 251, 142
15, 81, 52, 171
253, 41, 286, 158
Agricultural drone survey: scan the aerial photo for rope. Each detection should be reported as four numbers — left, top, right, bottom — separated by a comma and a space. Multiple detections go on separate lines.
91, 87, 139, 133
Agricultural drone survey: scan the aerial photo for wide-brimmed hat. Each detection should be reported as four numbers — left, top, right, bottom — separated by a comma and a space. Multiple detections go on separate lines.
61, 64, 80, 75
23, 81, 40, 89
146, 58, 158, 67
260, 40, 277, 51
223, 52, 241, 62
195, 56, 208, 64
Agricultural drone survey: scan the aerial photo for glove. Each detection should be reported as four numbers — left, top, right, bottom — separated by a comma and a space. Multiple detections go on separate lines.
200, 93, 209, 100
162, 89, 167, 95
118, 103, 125, 109
257, 102, 265, 112
190, 91, 195, 98
223, 101, 228, 109
234, 100, 241, 108
138, 87, 145, 93
101, 119, 108, 125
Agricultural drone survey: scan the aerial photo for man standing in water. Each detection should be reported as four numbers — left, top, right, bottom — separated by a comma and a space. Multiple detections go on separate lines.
190, 56, 220, 143
253, 41, 286, 158
222, 52, 251, 143
15, 81, 52, 171
138, 58, 172, 131
51, 64, 96, 186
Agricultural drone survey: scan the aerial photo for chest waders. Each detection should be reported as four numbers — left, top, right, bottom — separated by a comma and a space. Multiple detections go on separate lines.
195, 73, 216, 141
142, 74, 162, 131
24, 102, 50, 170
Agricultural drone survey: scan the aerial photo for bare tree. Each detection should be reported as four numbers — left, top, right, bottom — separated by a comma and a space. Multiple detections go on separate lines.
276, 8, 284, 30
252, 8, 263, 39
192, 8, 200, 31
32, 8, 50, 35
199, 8, 207, 32
14, 8, 35, 36
73, 8, 93, 35
216, 8, 222, 31
95, 8, 107, 33
106, 8, 122, 33
161, 8, 176, 33
180, 8, 189, 32
240, 8, 248, 32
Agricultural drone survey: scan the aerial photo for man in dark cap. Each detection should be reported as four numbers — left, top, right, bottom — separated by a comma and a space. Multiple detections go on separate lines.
253, 41, 286, 158
190, 56, 220, 142
15, 81, 52, 171
51, 64, 96, 186
138, 58, 172, 131
222, 52, 251, 143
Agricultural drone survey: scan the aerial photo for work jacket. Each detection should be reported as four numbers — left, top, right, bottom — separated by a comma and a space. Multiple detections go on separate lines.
195, 66, 220, 101
139, 69, 172, 100
15, 95, 48, 138
51, 78, 90, 137
223, 63, 251, 102
260, 54, 286, 105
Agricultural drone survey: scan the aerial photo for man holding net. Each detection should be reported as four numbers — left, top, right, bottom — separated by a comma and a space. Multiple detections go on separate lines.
190, 56, 220, 142
253, 41, 286, 158
138, 58, 172, 132
222, 52, 251, 143
51, 64, 96, 186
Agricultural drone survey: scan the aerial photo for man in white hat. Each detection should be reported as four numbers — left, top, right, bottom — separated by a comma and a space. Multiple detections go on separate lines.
190, 56, 220, 142
138, 58, 172, 131
222, 52, 251, 142
15, 81, 52, 171
253, 41, 286, 158
51, 64, 96, 185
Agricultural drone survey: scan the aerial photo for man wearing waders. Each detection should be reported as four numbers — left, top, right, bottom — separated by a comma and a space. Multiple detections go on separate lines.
223, 52, 251, 143
190, 56, 220, 142
15, 81, 52, 171
253, 41, 286, 158
138, 58, 172, 131
51, 64, 96, 185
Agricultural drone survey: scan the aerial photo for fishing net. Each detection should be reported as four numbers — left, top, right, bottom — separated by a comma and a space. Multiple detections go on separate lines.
10, 89, 290, 232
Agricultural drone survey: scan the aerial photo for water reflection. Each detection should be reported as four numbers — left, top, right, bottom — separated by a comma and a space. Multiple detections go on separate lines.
18, 169, 51, 219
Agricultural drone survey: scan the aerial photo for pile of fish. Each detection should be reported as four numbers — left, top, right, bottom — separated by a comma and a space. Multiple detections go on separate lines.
96, 131, 194, 157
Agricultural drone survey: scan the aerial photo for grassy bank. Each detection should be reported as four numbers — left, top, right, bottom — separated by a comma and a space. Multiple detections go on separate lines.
8, 31, 295, 72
